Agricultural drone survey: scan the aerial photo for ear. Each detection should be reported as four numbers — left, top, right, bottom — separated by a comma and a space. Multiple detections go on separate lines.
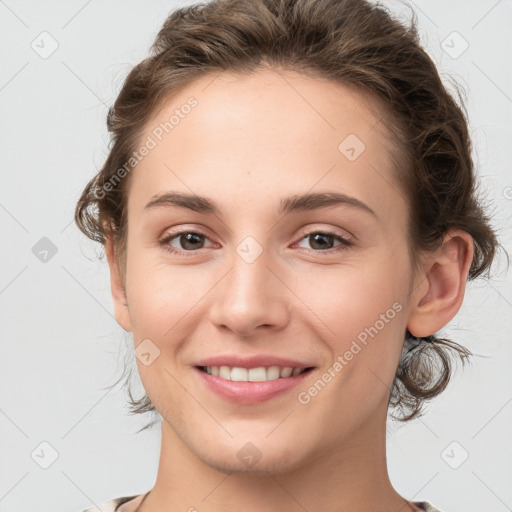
407, 230, 474, 338
105, 235, 132, 332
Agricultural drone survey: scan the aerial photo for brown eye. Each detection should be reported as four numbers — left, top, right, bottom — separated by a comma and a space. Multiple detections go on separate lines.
160, 231, 214, 255
308, 233, 335, 250
175, 232, 205, 250
296, 231, 352, 253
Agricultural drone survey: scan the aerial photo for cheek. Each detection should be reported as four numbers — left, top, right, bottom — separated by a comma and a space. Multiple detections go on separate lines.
124, 259, 209, 408
303, 251, 407, 328
297, 248, 409, 379
126, 264, 206, 338
289, 266, 409, 438
123, 240, 229, 351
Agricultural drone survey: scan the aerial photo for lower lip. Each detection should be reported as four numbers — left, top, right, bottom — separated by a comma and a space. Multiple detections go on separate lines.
195, 367, 315, 404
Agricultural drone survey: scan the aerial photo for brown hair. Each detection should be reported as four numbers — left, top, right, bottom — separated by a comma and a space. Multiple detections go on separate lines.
75, 0, 500, 427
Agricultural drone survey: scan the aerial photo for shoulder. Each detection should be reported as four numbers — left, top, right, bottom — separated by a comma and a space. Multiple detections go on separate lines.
414, 501, 445, 512
79, 496, 444, 512
80, 494, 141, 512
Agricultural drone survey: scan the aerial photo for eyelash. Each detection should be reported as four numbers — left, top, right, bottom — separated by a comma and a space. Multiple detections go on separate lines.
159, 229, 353, 257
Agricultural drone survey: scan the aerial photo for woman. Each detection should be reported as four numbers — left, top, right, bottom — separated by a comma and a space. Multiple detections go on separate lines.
74, 0, 499, 510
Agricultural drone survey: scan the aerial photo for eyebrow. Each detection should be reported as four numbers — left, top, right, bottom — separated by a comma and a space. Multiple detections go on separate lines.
143, 191, 377, 218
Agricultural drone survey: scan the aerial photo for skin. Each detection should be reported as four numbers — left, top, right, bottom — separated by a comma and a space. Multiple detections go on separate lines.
105, 66, 474, 512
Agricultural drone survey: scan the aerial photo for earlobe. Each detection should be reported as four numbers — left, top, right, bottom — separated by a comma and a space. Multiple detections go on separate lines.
407, 230, 474, 338
105, 236, 132, 332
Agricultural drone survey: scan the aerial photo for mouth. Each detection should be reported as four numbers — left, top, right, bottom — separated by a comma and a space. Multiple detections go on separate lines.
194, 365, 317, 404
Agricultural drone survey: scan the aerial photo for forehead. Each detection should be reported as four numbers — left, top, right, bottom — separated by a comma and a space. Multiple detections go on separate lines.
144, 66, 389, 148
127, 67, 405, 223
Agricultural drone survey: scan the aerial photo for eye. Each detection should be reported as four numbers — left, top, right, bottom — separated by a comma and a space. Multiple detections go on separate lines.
160, 230, 215, 256
295, 230, 353, 253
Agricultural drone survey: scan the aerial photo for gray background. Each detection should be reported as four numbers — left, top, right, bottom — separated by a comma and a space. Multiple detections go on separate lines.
0, 1, 511, 511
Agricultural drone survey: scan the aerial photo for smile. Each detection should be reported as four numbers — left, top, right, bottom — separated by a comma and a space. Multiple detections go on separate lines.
195, 365, 316, 404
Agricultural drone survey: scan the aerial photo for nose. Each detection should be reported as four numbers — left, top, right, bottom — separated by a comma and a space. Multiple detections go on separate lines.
207, 248, 290, 338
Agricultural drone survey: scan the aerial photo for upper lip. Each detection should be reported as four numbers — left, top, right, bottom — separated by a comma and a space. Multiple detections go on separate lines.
195, 355, 315, 369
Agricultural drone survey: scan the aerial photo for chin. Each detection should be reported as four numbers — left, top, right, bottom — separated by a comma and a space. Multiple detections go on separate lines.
194, 437, 311, 476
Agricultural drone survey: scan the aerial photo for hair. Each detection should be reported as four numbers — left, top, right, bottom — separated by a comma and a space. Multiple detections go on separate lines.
75, 0, 501, 428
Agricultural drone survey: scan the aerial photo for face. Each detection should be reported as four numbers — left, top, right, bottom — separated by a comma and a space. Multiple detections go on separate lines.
112, 67, 419, 473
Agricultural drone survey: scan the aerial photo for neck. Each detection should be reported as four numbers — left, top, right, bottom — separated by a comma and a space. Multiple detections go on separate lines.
139, 401, 413, 512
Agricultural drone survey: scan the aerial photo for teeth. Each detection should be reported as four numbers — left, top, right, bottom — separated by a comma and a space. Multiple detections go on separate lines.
203, 365, 308, 382
219, 366, 231, 380
280, 367, 293, 378
231, 367, 248, 381
248, 367, 266, 381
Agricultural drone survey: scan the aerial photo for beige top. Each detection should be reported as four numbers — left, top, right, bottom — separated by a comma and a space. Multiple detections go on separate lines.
80, 493, 445, 512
